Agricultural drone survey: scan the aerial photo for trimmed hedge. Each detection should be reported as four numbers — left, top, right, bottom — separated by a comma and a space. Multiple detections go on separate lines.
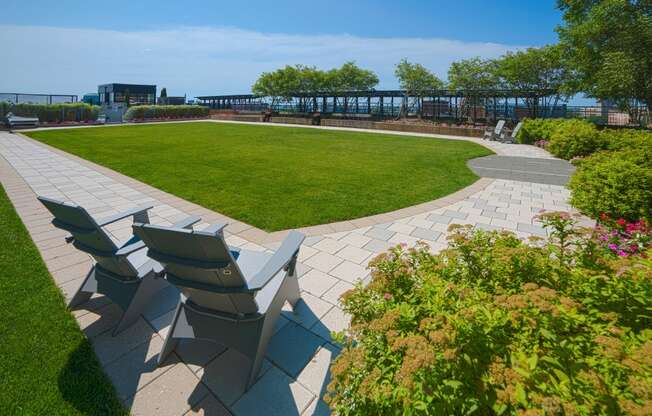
123, 105, 208, 121
1, 102, 99, 123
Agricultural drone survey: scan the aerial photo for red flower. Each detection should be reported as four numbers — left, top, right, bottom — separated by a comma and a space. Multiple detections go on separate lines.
616, 218, 626, 226
599, 213, 608, 221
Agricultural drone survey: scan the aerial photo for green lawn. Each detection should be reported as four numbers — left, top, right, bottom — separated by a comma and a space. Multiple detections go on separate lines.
0, 185, 126, 415
27, 122, 492, 231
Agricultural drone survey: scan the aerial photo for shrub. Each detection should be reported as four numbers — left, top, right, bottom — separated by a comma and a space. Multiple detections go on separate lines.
2, 103, 99, 123
605, 128, 652, 152
516, 118, 561, 144
568, 146, 652, 222
123, 105, 208, 121
546, 119, 607, 160
326, 216, 652, 416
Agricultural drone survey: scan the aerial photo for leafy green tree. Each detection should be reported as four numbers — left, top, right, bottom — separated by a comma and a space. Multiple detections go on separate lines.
447, 57, 501, 122
332, 61, 379, 92
447, 57, 500, 91
395, 59, 444, 117
252, 62, 378, 111
557, 0, 652, 121
495, 45, 569, 117
252, 65, 303, 106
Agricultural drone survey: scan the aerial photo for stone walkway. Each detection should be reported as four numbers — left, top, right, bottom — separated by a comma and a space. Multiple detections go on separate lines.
0, 124, 576, 416
468, 155, 576, 186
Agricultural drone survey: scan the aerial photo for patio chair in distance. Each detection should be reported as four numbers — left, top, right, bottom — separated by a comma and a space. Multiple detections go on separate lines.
37, 196, 200, 335
132, 222, 305, 390
498, 121, 523, 144
482, 119, 506, 141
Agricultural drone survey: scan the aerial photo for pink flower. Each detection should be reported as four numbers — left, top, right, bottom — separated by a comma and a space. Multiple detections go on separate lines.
617, 250, 628, 257
608, 243, 618, 251
384, 293, 393, 300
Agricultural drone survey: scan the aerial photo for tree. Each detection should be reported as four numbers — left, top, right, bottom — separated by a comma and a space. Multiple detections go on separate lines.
251, 65, 303, 107
252, 62, 378, 112
557, 0, 652, 122
332, 61, 379, 92
447, 57, 501, 122
495, 45, 569, 117
447, 57, 500, 91
394, 59, 444, 117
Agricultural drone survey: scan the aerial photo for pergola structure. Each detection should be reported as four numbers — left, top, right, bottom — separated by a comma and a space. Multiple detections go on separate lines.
196, 89, 562, 122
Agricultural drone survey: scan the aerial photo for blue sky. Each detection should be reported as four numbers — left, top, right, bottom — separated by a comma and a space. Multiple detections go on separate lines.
0, 0, 564, 98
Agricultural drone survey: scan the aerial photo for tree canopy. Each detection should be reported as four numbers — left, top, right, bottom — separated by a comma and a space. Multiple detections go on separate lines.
557, 0, 652, 110
394, 59, 445, 97
447, 57, 500, 91
251, 62, 378, 102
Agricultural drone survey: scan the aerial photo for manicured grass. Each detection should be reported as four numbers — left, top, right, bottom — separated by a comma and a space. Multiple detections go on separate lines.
27, 122, 492, 231
0, 185, 126, 415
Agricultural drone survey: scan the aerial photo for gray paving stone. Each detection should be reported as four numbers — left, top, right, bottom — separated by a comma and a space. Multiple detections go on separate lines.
232, 366, 314, 416
197, 348, 270, 406
104, 335, 174, 400
185, 394, 232, 415
443, 210, 468, 220
364, 226, 395, 241
92, 318, 156, 366
426, 213, 452, 224
266, 323, 325, 377
127, 363, 207, 415
410, 227, 442, 241
516, 222, 548, 237
362, 238, 392, 253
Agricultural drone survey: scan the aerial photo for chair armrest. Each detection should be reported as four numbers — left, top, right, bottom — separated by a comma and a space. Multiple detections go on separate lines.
247, 231, 305, 291
97, 205, 153, 227
198, 222, 227, 235
115, 240, 146, 256
172, 215, 201, 230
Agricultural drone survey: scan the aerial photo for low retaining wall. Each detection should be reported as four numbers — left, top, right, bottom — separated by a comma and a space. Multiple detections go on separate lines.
269, 116, 313, 126
210, 114, 263, 123
322, 119, 484, 138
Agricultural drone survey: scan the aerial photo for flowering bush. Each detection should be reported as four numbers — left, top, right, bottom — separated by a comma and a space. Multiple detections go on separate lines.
326, 214, 652, 415
596, 216, 652, 258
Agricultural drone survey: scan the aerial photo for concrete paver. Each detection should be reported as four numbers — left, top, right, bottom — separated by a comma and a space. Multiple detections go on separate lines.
0, 126, 581, 416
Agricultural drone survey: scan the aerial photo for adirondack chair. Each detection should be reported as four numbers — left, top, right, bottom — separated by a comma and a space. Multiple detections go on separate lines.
132, 222, 305, 390
37, 196, 200, 335
482, 119, 506, 141
499, 121, 523, 144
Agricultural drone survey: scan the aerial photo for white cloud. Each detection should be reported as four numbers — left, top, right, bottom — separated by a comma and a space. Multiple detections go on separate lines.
0, 24, 524, 98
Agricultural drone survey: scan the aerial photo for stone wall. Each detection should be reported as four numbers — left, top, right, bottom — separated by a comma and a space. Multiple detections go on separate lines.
269, 116, 313, 125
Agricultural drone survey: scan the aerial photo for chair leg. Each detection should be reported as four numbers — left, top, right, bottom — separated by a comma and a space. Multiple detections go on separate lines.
113, 273, 168, 336
285, 259, 302, 309
246, 344, 267, 390
158, 302, 182, 365
68, 266, 96, 309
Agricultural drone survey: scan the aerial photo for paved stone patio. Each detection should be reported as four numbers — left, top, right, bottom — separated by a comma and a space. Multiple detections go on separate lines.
0, 123, 582, 415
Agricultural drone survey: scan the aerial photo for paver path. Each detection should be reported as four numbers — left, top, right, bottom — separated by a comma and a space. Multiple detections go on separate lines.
0, 124, 580, 416
468, 155, 576, 186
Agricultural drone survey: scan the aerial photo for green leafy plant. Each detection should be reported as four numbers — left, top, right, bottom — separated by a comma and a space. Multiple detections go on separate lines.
326, 216, 652, 415
123, 105, 209, 121
546, 119, 607, 160
568, 146, 652, 222
516, 118, 561, 144
1, 103, 99, 123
